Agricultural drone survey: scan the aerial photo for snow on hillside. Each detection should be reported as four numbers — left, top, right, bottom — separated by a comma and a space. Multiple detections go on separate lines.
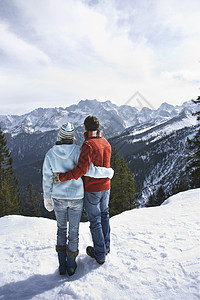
146, 114, 197, 143
0, 99, 197, 137
0, 189, 199, 300
126, 113, 197, 145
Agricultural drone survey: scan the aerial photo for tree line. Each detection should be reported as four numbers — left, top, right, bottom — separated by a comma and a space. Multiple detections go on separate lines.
0, 128, 40, 218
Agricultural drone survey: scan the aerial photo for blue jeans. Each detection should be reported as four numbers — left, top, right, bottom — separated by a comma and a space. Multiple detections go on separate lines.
84, 190, 110, 261
53, 198, 83, 252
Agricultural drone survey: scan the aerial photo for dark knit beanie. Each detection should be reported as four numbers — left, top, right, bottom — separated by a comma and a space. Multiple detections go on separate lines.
84, 116, 99, 131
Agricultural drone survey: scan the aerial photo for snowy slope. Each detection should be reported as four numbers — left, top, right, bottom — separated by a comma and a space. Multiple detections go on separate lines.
0, 189, 200, 300
124, 112, 197, 144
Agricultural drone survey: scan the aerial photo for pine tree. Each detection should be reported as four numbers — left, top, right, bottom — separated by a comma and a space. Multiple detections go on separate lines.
110, 147, 119, 171
0, 127, 21, 217
22, 182, 40, 217
156, 185, 166, 206
110, 147, 138, 216
187, 96, 200, 188
177, 178, 188, 193
171, 176, 188, 196
146, 193, 156, 207
171, 183, 177, 196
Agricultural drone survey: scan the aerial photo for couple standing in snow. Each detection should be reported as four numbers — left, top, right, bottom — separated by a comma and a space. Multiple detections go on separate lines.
42, 116, 113, 276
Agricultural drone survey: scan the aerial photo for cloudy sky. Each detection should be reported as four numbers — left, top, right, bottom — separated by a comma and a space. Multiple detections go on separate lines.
0, 0, 200, 115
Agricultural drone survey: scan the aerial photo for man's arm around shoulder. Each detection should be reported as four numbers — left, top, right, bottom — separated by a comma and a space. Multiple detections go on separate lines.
59, 142, 92, 182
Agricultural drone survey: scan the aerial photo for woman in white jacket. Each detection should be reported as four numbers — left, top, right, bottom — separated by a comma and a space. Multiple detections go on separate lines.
42, 122, 113, 276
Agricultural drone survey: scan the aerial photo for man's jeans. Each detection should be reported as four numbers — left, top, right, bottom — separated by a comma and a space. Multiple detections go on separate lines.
84, 190, 110, 261
53, 198, 83, 252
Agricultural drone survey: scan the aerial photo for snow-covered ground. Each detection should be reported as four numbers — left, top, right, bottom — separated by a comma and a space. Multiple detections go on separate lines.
0, 189, 199, 300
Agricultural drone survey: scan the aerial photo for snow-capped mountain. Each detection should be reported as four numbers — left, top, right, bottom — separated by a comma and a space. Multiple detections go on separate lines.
0, 99, 196, 138
109, 106, 199, 201
0, 100, 131, 138
0, 99, 199, 204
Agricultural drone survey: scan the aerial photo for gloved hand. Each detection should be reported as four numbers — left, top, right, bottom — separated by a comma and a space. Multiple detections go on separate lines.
108, 168, 114, 179
53, 173, 61, 183
44, 197, 54, 212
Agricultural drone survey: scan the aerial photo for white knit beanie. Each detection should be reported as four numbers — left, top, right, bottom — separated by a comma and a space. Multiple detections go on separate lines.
58, 122, 75, 141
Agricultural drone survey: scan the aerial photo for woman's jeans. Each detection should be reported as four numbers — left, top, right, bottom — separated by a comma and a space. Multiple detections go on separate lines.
84, 190, 110, 261
53, 198, 83, 252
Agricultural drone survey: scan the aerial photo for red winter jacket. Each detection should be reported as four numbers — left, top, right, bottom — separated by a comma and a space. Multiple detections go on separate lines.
59, 135, 111, 192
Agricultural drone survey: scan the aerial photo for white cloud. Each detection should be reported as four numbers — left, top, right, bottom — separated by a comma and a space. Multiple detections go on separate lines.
0, 0, 200, 114
0, 21, 51, 67
162, 70, 200, 84
155, 0, 200, 36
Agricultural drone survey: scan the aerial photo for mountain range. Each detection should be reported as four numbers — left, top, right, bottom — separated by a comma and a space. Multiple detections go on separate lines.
0, 99, 199, 204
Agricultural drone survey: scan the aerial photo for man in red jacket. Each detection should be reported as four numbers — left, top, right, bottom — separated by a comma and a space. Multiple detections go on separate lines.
57, 116, 112, 264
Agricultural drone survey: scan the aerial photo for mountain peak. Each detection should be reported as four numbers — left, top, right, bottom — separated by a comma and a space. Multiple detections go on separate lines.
0, 99, 194, 137
158, 102, 174, 111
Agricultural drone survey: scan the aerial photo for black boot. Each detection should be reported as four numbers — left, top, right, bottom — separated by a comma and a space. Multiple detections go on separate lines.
57, 252, 67, 275
66, 257, 77, 276
56, 245, 67, 275
86, 246, 105, 265
66, 249, 79, 276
